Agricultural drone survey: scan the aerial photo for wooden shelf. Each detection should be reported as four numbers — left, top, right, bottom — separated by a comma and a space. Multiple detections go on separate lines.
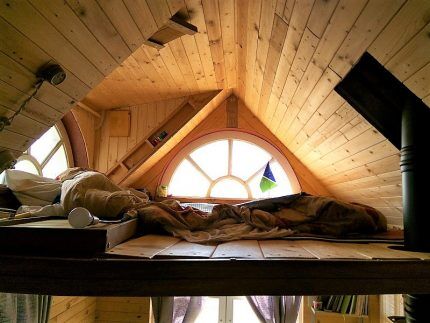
146, 14, 197, 49
312, 309, 369, 323
308, 294, 380, 323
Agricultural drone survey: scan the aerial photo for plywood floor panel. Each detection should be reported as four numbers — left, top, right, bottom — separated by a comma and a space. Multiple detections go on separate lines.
211, 240, 264, 259
106, 235, 180, 259
259, 240, 317, 259
155, 241, 216, 258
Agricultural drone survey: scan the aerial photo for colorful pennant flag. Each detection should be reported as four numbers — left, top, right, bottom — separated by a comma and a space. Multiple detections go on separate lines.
260, 162, 277, 192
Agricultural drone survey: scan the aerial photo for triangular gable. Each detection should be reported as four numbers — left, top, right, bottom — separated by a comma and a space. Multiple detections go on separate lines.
132, 95, 331, 197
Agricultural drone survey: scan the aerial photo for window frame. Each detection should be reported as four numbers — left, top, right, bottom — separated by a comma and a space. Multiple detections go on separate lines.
160, 130, 301, 202
14, 122, 73, 177
190, 296, 260, 323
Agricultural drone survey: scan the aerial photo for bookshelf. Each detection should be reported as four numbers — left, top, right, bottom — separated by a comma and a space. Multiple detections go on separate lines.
311, 308, 369, 323
307, 295, 380, 323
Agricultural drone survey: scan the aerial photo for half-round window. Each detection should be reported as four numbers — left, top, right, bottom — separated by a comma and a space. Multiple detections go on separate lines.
14, 124, 73, 179
162, 131, 301, 200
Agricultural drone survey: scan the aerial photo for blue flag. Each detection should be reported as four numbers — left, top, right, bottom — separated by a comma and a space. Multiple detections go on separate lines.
260, 162, 277, 192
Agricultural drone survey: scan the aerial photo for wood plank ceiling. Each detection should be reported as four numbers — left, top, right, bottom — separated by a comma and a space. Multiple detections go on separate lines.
1, 0, 430, 226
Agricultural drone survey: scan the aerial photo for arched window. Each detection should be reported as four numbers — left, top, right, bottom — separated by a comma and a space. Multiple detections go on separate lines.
161, 131, 301, 200
13, 123, 73, 179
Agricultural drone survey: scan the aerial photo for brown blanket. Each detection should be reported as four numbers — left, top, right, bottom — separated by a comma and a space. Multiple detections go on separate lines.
135, 193, 387, 242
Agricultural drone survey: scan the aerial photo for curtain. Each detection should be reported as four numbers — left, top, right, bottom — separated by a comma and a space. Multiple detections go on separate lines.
247, 296, 302, 323
247, 296, 275, 323
151, 296, 202, 323
279, 296, 302, 323
0, 293, 51, 323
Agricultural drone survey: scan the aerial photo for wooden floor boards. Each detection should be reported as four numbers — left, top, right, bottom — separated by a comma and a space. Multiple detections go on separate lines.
107, 234, 430, 261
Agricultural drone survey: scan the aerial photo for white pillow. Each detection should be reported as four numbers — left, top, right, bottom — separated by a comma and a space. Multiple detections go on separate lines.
3, 169, 61, 206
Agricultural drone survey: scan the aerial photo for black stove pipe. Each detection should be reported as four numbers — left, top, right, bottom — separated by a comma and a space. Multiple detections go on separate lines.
400, 105, 430, 252
401, 104, 430, 323
335, 52, 430, 323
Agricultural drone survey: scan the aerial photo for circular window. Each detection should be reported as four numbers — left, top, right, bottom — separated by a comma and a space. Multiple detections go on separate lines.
13, 124, 73, 179
161, 131, 301, 200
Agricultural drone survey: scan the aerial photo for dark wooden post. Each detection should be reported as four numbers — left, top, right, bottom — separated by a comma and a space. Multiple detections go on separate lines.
401, 104, 430, 323
401, 105, 430, 252
334, 52, 430, 323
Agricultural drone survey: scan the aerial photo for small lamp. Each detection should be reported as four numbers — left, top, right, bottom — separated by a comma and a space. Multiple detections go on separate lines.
36, 64, 66, 86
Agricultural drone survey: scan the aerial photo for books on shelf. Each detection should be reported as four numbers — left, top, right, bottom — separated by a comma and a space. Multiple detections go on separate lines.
314, 295, 369, 316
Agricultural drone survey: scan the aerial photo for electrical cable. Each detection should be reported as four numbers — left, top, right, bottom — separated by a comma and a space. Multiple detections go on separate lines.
0, 80, 44, 132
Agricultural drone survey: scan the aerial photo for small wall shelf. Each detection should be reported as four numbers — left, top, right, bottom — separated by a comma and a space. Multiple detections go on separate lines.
106, 91, 220, 184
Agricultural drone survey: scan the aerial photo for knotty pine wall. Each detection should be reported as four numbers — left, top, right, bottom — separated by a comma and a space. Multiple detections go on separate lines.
70, 106, 98, 169
133, 98, 331, 198
381, 295, 404, 323
94, 97, 184, 174
233, 0, 429, 228
95, 297, 151, 323
3, 0, 428, 228
78, 0, 428, 227
0, 0, 165, 156
49, 296, 152, 323
49, 296, 96, 323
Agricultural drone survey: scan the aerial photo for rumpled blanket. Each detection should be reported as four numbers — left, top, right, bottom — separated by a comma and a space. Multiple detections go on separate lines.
2, 169, 387, 243
135, 193, 387, 242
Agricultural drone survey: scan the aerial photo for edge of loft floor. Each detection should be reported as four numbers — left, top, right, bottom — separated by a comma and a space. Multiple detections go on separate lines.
1, 236, 430, 296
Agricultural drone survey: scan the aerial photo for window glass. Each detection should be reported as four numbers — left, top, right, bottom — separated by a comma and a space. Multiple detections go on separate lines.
268, 161, 293, 196
190, 140, 228, 180
30, 127, 60, 163
166, 133, 298, 200
194, 297, 219, 323
232, 297, 260, 323
191, 297, 260, 323
42, 145, 68, 179
248, 168, 265, 198
14, 159, 39, 175
231, 140, 271, 180
1, 125, 71, 180
169, 159, 210, 197
248, 161, 293, 199
210, 178, 248, 199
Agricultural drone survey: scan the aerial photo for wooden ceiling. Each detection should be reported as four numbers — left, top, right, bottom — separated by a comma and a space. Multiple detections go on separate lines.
83, 0, 430, 113
83, 0, 430, 225
1, 0, 430, 226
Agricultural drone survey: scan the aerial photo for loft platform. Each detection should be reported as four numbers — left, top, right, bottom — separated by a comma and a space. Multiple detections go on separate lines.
1, 235, 430, 297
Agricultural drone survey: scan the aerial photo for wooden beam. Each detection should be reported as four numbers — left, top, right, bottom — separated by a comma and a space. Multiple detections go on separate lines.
226, 95, 238, 128
2, 255, 430, 296
76, 102, 101, 119
334, 52, 430, 150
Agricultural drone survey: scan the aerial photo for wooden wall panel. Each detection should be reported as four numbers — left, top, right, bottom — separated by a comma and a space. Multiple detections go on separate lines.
71, 106, 99, 168
0, 0, 156, 157
133, 97, 331, 198
381, 294, 404, 322
49, 296, 96, 323
95, 297, 151, 323
4, 0, 430, 228
231, 0, 430, 227
94, 97, 184, 173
